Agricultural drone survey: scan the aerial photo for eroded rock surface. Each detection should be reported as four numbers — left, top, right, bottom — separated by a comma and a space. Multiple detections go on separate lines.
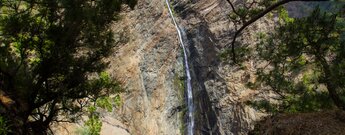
107, 0, 182, 134
54, 0, 277, 134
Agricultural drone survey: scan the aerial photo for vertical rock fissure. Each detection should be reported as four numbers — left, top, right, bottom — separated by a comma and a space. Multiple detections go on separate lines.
165, 0, 194, 135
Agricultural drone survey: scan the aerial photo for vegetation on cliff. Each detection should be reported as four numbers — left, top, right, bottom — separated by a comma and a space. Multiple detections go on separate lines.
224, 0, 345, 133
255, 7, 345, 112
226, 0, 345, 112
0, 0, 136, 134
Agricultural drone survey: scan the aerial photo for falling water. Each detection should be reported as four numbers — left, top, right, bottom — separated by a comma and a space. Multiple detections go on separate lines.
165, 0, 194, 135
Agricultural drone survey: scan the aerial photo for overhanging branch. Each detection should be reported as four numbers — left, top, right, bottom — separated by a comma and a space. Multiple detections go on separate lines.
226, 0, 329, 63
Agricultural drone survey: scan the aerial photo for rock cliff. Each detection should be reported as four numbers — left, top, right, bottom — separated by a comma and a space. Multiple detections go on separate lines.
53, 0, 275, 134
104, 0, 276, 134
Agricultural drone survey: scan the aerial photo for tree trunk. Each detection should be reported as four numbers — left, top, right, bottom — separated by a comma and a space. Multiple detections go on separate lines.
317, 55, 345, 110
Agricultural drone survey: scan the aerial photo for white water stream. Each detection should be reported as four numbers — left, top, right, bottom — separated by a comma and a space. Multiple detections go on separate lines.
165, 0, 194, 135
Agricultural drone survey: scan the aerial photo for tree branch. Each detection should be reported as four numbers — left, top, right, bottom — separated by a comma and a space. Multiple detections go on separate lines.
43, 99, 58, 126
226, 0, 329, 63
226, 0, 241, 16
32, 93, 56, 109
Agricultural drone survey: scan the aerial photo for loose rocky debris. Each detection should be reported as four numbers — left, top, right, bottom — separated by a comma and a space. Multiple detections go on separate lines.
250, 110, 345, 135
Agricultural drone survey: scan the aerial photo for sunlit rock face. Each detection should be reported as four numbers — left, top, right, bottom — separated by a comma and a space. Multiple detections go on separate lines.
168, 0, 273, 134
53, 0, 283, 134
107, 0, 181, 134
101, 0, 276, 134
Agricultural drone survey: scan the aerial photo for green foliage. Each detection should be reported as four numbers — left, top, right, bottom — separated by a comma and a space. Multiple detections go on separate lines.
218, 49, 231, 62
228, 0, 282, 24
84, 114, 102, 135
174, 70, 185, 100
113, 94, 122, 107
219, 46, 251, 64
248, 87, 333, 113
96, 97, 113, 112
278, 8, 294, 23
77, 106, 102, 135
254, 7, 345, 112
0, 116, 11, 135
76, 114, 102, 135
282, 91, 333, 113
246, 100, 279, 113
165, 0, 177, 16
245, 81, 259, 90
173, 66, 186, 134
79, 73, 123, 135
0, 0, 136, 134
77, 101, 113, 135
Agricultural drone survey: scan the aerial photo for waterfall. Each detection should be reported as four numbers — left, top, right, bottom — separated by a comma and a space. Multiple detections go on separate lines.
165, 0, 194, 135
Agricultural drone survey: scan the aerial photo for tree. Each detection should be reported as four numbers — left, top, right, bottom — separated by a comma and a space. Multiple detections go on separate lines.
253, 7, 345, 111
225, 0, 331, 63
0, 0, 137, 134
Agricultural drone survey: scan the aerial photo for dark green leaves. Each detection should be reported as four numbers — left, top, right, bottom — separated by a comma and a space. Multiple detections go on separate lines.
255, 7, 345, 112
0, 0, 137, 134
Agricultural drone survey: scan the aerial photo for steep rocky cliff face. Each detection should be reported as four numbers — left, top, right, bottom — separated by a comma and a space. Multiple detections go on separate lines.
105, 0, 275, 134
170, 0, 273, 134
105, 0, 276, 134
53, 0, 274, 134
107, 1, 182, 134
